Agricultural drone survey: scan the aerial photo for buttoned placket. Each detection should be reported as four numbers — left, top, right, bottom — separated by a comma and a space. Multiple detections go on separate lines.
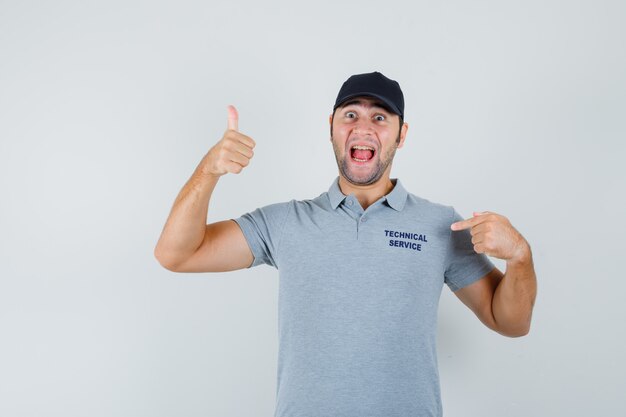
343, 195, 386, 240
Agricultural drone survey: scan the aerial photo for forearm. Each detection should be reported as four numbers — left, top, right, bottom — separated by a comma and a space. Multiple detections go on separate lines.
154, 154, 220, 267
492, 241, 537, 337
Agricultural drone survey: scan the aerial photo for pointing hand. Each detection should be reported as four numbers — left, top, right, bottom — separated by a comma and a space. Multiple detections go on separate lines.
450, 211, 530, 263
203, 105, 256, 177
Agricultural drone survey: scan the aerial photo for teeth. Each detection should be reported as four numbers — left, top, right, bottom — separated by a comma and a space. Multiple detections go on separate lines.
352, 145, 375, 151
351, 144, 375, 162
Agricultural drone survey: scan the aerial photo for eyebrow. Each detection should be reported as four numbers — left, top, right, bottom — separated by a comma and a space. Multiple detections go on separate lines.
340, 99, 391, 113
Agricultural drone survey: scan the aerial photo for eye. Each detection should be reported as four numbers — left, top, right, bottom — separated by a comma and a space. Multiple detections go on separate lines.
374, 114, 386, 121
345, 111, 357, 119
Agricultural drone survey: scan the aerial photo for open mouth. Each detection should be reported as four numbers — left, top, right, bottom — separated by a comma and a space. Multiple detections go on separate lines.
350, 145, 376, 162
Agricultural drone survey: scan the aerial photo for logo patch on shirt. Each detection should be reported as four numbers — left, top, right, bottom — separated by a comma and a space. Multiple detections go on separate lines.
385, 229, 428, 251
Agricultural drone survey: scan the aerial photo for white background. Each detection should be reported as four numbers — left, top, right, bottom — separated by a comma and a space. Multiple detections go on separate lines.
1, 0, 624, 416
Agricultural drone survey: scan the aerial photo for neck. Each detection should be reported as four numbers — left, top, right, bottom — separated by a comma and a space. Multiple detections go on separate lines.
338, 175, 395, 211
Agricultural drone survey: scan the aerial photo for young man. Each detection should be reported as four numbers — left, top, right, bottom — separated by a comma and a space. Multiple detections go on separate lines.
154, 71, 537, 417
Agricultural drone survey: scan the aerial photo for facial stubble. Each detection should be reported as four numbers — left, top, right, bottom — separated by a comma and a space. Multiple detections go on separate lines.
331, 133, 401, 186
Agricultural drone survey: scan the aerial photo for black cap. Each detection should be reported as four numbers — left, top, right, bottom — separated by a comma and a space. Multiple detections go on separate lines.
333, 71, 404, 118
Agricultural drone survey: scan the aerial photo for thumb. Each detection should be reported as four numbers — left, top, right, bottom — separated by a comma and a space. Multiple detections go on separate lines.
227, 105, 239, 131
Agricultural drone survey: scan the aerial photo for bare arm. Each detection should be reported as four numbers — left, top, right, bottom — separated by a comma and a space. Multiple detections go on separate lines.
153, 160, 220, 271
451, 211, 537, 337
154, 105, 256, 272
491, 244, 536, 336
454, 245, 536, 338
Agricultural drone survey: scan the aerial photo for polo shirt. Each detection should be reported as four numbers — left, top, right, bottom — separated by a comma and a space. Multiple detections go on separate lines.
231, 176, 495, 417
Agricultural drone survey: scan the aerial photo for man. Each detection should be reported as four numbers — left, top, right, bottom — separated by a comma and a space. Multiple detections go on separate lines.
154, 71, 537, 417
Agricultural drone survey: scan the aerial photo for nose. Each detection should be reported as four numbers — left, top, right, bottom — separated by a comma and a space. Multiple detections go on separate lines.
353, 119, 375, 135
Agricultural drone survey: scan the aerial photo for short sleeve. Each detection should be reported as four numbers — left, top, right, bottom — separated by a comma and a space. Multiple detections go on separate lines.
444, 207, 496, 292
231, 200, 293, 269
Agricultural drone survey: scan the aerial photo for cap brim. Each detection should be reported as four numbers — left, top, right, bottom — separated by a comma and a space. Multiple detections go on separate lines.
333, 92, 402, 117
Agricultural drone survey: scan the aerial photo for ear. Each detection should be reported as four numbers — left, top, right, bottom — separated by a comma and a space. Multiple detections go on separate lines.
397, 122, 409, 149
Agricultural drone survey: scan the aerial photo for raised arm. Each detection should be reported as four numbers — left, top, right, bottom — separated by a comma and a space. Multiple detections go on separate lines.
154, 105, 256, 272
450, 211, 537, 337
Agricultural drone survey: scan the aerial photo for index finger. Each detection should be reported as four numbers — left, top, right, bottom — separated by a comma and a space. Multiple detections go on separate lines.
450, 213, 487, 231
227, 104, 238, 131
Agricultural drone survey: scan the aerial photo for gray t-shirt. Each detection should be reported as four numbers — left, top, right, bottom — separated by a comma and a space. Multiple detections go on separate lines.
232, 176, 495, 417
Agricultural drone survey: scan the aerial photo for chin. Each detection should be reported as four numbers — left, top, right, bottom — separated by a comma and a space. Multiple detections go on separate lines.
342, 170, 384, 186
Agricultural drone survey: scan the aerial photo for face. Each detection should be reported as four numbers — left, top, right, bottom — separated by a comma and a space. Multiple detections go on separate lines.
330, 96, 408, 186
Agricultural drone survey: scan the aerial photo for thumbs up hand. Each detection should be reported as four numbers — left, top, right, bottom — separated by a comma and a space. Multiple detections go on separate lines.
202, 105, 256, 177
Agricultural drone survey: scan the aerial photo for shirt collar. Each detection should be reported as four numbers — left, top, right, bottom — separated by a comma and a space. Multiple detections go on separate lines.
327, 176, 408, 212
